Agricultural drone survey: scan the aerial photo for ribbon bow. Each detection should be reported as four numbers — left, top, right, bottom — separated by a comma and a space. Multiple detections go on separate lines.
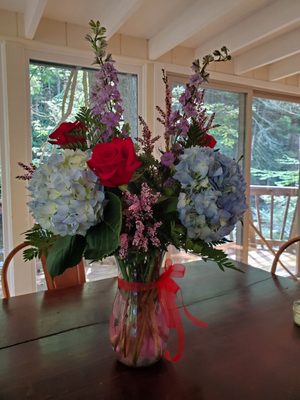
118, 259, 208, 362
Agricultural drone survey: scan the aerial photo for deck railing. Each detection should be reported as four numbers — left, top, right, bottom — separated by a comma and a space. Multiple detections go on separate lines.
250, 185, 299, 248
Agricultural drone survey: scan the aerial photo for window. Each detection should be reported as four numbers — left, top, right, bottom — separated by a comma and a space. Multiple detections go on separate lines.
30, 61, 138, 163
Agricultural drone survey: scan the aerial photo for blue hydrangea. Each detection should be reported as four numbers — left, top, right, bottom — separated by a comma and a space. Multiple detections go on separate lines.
28, 149, 105, 236
174, 147, 247, 241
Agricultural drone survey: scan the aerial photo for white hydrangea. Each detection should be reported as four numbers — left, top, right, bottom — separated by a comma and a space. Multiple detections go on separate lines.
28, 149, 105, 236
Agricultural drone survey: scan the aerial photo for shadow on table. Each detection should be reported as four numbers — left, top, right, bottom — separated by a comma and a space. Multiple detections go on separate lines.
108, 359, 204, 400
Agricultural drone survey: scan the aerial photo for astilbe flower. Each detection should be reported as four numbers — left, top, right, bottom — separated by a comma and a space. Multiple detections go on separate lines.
119, 183, 162, 258
16, 162, 36, 180
156, 70, 172, 150
90, 62, 123, 140
28, 149, 105, 236
138, 116, 160, 154
174, 147, 247, 242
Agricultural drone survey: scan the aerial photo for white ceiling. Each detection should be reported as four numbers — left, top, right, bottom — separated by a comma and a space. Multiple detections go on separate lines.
0, 0, 300, 82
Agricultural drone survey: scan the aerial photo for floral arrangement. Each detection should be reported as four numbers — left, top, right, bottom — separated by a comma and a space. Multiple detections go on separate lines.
18, 21, 248, 366
21, 20, 247, 282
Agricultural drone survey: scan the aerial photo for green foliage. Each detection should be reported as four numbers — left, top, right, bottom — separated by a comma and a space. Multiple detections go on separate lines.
46, 235, 86, 277
23, 224, 56, 261
84, 192, 122, 260
184, 119, 218, 147
165, 219, 239, 271
251, 168, 299, 187
185, 238, 239, 272
251, 97, 300, 187
195, 46, 231, 81
85, 20, 111, 66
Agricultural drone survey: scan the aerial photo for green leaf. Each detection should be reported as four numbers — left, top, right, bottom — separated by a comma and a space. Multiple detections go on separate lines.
186, 238, 242, 272
23, 247, 39, 261
23, 224, 57, 260
164, 196, 178, 213
84, 192, 122, 260
46, 235, 86, 277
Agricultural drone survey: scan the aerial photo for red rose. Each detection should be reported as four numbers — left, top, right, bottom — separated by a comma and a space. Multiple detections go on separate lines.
48, 121, 86, 147
201, 133, 217, 148
87, 137, 141, 187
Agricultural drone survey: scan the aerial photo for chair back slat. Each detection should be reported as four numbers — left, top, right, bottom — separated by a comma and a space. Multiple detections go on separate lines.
271, 236, 300, 280
41, 255, 85, 290
1, 243, 86, 299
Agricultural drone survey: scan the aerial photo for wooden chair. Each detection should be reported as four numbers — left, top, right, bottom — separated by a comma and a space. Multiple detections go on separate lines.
271, 236, 300, 281
1, 242, 86, 299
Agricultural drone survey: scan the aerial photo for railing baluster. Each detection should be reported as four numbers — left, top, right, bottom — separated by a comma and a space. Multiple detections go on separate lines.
280, 196, 290, 241
289, 201, 298, 239
270, 194, 274, 241
255, 195, 262, 237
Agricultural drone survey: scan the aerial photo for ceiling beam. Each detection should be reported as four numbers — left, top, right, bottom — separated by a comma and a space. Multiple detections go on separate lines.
195, 0, 300, 58
24, 0, 48, 39
103, 0, 143, 39
235, 28, 300, 74
148, 0, 250, 60
269, 53, 300, 81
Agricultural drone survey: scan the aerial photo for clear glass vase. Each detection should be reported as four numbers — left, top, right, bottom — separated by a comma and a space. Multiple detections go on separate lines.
109, 252, 169, 367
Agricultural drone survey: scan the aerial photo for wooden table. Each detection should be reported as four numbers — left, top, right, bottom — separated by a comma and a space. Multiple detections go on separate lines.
1, 261, 300, 400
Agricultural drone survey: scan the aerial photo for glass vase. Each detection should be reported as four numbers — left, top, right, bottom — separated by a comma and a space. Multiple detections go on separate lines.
109, 252, 169, 367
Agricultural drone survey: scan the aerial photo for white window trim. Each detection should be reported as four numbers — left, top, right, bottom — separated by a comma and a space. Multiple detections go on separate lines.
0, 40, 15, 295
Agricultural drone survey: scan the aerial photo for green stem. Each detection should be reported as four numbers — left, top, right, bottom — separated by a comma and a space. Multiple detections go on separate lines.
116, 257, 129, 281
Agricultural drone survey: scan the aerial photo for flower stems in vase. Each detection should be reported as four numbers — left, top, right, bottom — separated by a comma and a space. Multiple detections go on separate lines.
109, 251, 169, 367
